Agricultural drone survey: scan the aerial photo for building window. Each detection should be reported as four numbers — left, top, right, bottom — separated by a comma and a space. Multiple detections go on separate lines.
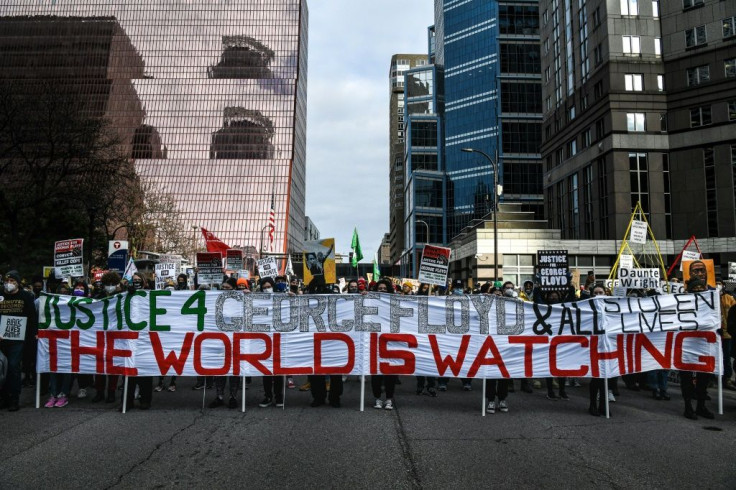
593, 7, 601, 28
687, 65, 710, 86
726, 58, 736, 78
543, 9, 549, 26
567, 138, 578, 157
685, 26, 707, 47
582, 127, 592, 148
652, 0, 659, 18
662, 154, 672, 238
625, 74, 643, 91
568, 105, 576, 121
597, 158, 609, 239
595, 118, 605, 140
629, 153, 649, 214
704, 148, 718, 237
627, 113, 645, 132
657, 75, 664, 91
583, 165, 594, 239
660, 113, 668, 131
594, 43, 603, 65
684, 0, 704, 9
690, 106, 712, 127
594, 80, 603, 99
729, 101, 736, 121
622, 36, 641, 54
654, 38, 661, 56
620, 0, 638, 16
568, 173, 580, 238
725, 17, 736, 38
555, 148, 564, 166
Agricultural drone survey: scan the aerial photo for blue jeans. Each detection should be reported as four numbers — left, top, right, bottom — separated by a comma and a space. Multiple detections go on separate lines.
647, 370, 668, 392
1, 340, 24, 401
49, 373, 73, 397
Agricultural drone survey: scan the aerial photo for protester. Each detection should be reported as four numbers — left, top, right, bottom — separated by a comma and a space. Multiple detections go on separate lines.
372, 279, 398, 409
92, 272, 122, 403
542, 290, 568, 400
259, 276, 284, 408
415, 283, 438, 397
0, 270, 39, 411
680, 278, 714, 419
438, 279, 473, 392
45, 285, 74, 408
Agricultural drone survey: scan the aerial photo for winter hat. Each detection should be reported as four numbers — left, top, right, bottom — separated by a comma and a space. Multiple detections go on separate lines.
4, 270, 22, 284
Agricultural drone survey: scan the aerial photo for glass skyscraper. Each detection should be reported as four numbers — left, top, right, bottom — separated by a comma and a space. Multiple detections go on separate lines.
1, 0, 308, 254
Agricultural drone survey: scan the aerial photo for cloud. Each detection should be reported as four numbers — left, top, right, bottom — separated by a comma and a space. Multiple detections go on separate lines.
305, 2, 434, 263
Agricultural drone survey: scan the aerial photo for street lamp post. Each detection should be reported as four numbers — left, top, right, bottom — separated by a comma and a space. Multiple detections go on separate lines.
461, 148, 501, 281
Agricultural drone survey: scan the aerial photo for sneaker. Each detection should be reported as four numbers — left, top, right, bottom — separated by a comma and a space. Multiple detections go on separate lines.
54, 395, 69, 408
342, 375, 348, 382
105, 392, 115, 403
192, 382, 204, 390
560, 391, 569, 401
287, 378, 295, 389
373, 398, 383, 409
208, 397, 224, 409
275, 399, 284, 408
608, 390, 616, 402
498, 400, 508, 412
167, 384, 176, 392
384, 399, 394, 410
533, 380, 542, 389
416, 388, 424, 395
258, 397, 273, 408
91, 392, 104, 403
299, 382, 311, 391
77, 388, 87, 399
572, 379, 582, 387
228, 396, 237, 409
154, 383, 164, 392
487, 401, 496, 414
546, 393, 559, 400
427, 387, 438, 397
696, 406, 715, 419
44, 396, 57, 408
438, 383, 447, 392
462, 382, 472, 391
661, 391, 671, 401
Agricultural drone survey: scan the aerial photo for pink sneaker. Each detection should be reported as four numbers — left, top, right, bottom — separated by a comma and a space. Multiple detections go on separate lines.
44, 396, 57, 408
54, 395, 69, 408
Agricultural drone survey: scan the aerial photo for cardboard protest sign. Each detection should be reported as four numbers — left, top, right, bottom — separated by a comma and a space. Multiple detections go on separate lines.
37, 290, 722, 379
303, 238, 335, 286
154, 263, 177, 290
237, 269, 250, 280
680, 250, 701, 272
619, 254, 634, 270
158, 254, 182, 275
196, 253, 223, 285
729, 262, 736, 281
537, 250, 569, 291
108, 240, 128, 275
226, 249, 243, 272
257, 257, 279, 279
417, 244, 451, 286
682, 259, 715, 289
617, 268, 660, 289
54, 239, 84, 278
629, 220, 648, 244
1, 316, 27, 341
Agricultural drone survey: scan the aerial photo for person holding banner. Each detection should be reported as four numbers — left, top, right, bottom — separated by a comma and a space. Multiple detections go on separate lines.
258, 277, 284, 408
208, 279, 243, 409
0, 270, 39, 412
372, 279, 399, 410
542, 290, 569, 401
680, 279, 715, 420
415, 283, 438, 397
92, 272, 123, 404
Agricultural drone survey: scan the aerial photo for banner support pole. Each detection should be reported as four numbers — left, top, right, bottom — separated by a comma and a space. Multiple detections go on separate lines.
282, 375, 286, 410
202, 380, 207, 411
718, 340, 723, 415
482, 378, 486, 417
604, 377, 610, 419
122, 376, 129, 414
35, 372, 41, 409
241, 376, 246, 413
360, 375, 365, 412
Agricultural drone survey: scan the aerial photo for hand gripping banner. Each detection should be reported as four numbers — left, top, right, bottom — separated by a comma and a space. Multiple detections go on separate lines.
36, 291, 721, 379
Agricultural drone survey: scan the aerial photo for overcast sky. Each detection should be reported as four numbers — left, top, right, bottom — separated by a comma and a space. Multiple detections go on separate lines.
304, 2, 435, 263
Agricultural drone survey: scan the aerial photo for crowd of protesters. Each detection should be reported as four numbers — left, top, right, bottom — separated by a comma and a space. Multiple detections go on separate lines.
1, 264, 733, 421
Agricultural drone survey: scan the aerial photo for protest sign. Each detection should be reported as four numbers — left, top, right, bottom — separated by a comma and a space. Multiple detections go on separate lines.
43, 266, 55, 279
108, 240, 128, 275
237, 269, 250, 280
1, 316, 27, 341
226, 250, 244, 272
417, 245, 451, 286
619, 255, 634, 270
680, 250, 701, 272
629, 220, 648, 244
154, 263, 177, 290
196, 253, 223, 285
54, 239, 84, 278
257, 257, 279, 279
36, 290, 722, 379
537, 250, 569, 292
729, 262, 736, 281
158, 254, 182, 275
617, 268, 660, 289
303, 238, 336, 285
683, 259, 715, 289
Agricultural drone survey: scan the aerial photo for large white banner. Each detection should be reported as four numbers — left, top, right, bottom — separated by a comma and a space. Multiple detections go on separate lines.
36, 292, 721, 378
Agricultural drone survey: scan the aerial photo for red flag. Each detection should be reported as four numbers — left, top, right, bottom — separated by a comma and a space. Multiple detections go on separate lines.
200, 228, 230, 254
267, 192, 276, 252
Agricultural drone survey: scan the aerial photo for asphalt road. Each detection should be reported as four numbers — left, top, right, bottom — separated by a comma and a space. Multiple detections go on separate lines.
2, 377, 735, 489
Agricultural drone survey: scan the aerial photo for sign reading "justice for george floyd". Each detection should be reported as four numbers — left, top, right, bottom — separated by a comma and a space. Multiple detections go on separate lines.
36, 291, 721, 379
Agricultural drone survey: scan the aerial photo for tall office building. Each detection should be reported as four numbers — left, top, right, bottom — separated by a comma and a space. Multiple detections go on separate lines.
389, 54, 429, 265
1, 1, 308, 254
434, 0, 544, 239
540, 0, 736, 260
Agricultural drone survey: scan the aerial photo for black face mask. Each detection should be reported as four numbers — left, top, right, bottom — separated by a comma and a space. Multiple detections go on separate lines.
290, 285, 299, 293
133, 280, 143, 290
348, 287, 358, 293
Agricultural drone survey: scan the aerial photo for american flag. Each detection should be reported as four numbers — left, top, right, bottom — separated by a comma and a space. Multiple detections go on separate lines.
267, 191, 275, 252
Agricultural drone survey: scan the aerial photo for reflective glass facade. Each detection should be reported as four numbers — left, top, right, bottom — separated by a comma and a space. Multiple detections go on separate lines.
1, 0, 308, 253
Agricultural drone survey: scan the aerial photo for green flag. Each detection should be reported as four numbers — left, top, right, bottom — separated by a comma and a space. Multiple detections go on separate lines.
373, 253, 381, 281
351, 228, 363, 267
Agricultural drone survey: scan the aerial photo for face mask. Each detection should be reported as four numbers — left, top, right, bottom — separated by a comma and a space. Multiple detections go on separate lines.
262, 287, 273, 293
275, 283, 288, 293
452, 289, 463, 296
165, 287, 175, 291
73, 289, 85, 296
4, 282, 18, 293
290, 285, 299, 293
348, 287, 358, 293
104, 285, 117, 294
504, 289, 516, 298
132, 280, 143, 290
